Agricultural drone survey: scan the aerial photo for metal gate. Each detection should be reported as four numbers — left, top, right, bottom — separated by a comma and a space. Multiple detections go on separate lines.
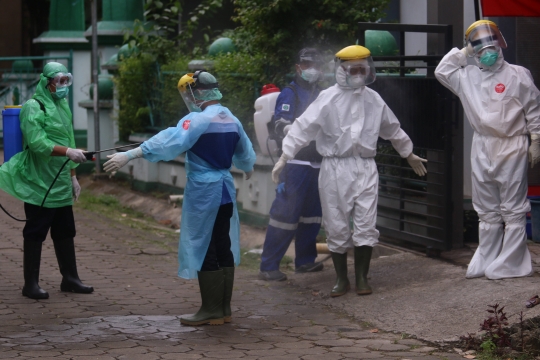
358, 23, 463, 251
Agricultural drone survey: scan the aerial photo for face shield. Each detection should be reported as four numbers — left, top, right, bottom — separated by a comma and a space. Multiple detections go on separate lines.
177, 71, 222, 113
48, 72, 73, 88
335, 57, 376, 88
178, 83, 203, 113
464, 22, 507, 58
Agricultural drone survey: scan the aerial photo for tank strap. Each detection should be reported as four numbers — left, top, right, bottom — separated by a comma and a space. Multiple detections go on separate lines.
34, 99, 46, 115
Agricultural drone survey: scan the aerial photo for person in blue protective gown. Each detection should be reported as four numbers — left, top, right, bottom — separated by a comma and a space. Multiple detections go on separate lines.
103, 70, 256, 326
259, 48, 325, 282
0, 62, 93, 300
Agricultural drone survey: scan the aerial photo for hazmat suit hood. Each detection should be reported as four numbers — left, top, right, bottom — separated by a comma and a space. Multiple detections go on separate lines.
335, 66, 353, 89
34, 62, 72, 123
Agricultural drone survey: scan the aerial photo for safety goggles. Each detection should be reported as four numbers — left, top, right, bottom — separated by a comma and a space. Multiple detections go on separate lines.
48, 72, 73, 88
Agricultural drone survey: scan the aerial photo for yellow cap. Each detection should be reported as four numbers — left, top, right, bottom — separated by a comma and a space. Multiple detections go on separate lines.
465, 20, 498, 38
335, 45, 371, 61
177, 73, 195, 91
4, 105, 22, 109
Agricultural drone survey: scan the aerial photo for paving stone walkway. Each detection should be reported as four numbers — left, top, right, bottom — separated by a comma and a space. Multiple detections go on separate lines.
0, 189, 473, 359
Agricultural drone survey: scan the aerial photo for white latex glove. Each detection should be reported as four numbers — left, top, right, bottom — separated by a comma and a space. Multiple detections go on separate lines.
245, 171, 253, 180
66, 148, 87, 163
272, 154, 289, 184
283, 125, 292, 136
103, 147, 143, 173
406, 153, 428, 176
104, 153, 130, 173
460, 47, 467, 56
529, 135, 540, 168
71, 176, 81, 202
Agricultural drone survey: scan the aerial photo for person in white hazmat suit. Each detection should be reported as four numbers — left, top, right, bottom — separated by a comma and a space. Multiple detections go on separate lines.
435, 20, 540, 280
272, 45, 428, 297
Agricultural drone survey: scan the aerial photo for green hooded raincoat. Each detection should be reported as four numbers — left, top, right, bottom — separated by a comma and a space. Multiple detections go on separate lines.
0, 63, 78, 208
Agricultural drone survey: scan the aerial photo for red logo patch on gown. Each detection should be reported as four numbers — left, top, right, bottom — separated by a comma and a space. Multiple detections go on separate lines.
182, 120, 191, 130
495, 83, 505, 93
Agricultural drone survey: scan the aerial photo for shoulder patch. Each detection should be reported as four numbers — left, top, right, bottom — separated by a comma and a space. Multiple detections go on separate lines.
281, 104, 290, 111
182, 120, 191, 130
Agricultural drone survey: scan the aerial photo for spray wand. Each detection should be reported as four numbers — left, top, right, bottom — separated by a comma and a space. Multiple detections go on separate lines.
84, 143, 142, 160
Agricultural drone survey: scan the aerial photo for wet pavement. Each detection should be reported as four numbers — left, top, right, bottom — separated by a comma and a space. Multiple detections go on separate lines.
1, 179, 540, 359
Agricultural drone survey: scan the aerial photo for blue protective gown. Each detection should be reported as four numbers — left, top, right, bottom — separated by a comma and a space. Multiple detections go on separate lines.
140, 104, 256, 279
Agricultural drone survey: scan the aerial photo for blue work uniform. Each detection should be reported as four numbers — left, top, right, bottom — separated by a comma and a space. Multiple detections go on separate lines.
141, 104, 256, 279
260, 75, 323, 271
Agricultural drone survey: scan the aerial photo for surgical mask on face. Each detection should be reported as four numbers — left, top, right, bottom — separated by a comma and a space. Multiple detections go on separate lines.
301, 68, 320, 84
347, 75, 365, 88
187, 102, 202, 113
479, 49, 499, 67
51, 86, 69, 100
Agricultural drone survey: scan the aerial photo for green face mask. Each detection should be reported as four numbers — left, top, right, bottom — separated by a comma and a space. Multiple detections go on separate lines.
479, 50, 499, 67
51, 86, 69, 100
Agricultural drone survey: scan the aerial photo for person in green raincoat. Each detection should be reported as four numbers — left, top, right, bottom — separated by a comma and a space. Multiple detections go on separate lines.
0, 62, 93, 299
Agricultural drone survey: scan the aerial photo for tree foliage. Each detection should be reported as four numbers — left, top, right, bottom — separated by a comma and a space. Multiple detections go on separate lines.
126, 0, 227, 63
232, 0, 390, 77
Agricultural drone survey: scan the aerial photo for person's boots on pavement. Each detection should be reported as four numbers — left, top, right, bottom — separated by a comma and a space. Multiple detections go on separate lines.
330, 251, 350, 297
180, 270, 225, 326
52, 237, 93, 293
222, 267, 234, 323
22, 239, 49, 299
354, 245, 373, 295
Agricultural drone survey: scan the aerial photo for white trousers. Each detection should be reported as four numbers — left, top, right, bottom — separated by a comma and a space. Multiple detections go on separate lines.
467, 133, 532, 279
319, 156, 379, 254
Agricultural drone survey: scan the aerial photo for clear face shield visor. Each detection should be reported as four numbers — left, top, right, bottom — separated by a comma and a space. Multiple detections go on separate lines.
335, 57, 376, 87
464, 24, 507, 57
178, 85, 203, 113
48, 72, 73, 88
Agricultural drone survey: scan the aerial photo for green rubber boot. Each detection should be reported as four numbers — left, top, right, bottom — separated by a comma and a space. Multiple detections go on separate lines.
354, 246, 373, 295
222, 267, 235, 323
330, 252, 350, 297
180, 270, 225, 326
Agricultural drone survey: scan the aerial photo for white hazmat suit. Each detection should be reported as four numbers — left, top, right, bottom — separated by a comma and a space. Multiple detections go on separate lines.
435, 47, 540, 279
281, 68, 415, 253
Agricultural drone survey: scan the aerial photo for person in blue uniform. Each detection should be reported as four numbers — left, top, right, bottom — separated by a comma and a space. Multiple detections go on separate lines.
103, 71, 256, 326
259, 48, 325, 281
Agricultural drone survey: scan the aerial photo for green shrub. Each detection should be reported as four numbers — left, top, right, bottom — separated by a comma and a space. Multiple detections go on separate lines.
213, 52, 268, 138
116, 51, 276, 142
115, 53, 156, 141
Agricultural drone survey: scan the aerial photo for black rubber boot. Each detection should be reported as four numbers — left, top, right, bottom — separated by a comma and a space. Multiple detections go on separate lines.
354, 246, 373, 295
330, 252, 350, 297
52, 238, 93, 294
180, 270, 225, 326
222, 267, 235, 323
22, 240, 49, 300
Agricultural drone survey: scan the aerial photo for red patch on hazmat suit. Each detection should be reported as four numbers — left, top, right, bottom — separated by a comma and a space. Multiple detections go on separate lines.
495, 83, 506, 93
182, 120, 191, 130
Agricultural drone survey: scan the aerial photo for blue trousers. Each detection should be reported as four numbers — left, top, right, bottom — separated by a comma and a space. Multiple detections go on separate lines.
260, 163, 322, 271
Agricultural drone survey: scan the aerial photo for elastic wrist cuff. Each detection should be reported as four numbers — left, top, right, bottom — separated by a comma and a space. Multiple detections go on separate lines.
126, 147, 143, 160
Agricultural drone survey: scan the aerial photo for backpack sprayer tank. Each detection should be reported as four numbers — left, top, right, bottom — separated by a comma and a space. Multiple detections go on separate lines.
2, 106, 23, 163
253, 84, 280, 157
